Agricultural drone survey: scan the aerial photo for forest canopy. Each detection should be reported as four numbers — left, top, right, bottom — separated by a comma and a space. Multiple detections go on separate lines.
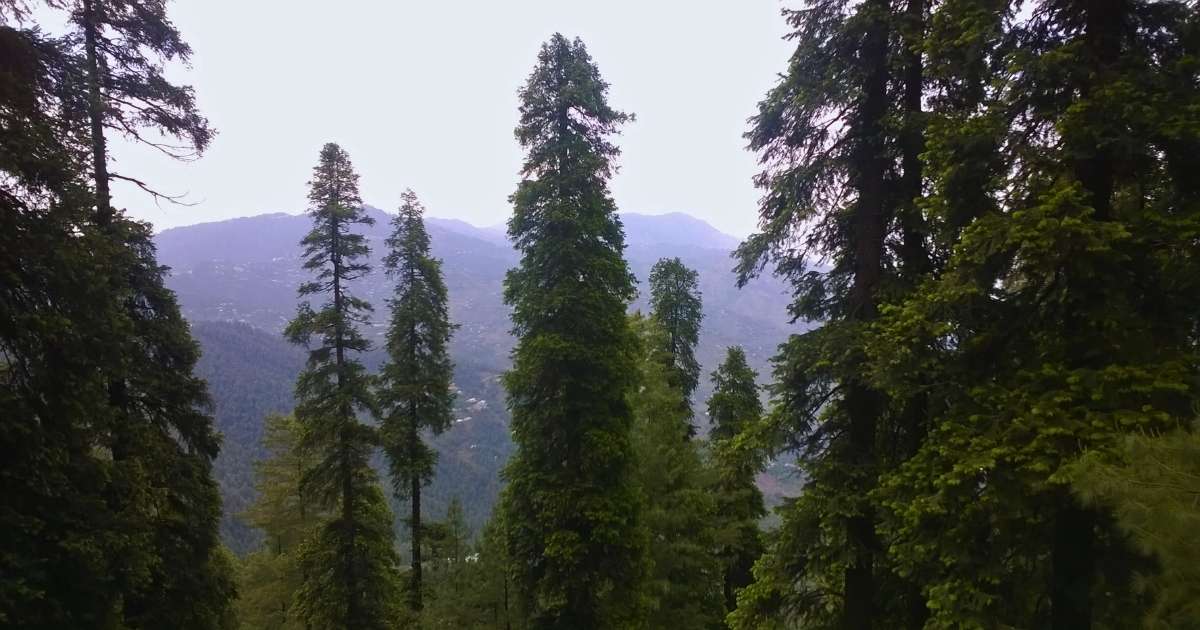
2, 1, 1198, 629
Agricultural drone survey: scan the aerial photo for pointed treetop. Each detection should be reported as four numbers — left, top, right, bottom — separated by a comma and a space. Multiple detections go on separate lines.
515, 33, 632, 179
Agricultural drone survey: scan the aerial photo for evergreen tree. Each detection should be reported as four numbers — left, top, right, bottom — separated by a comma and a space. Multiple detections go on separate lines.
1, 20, 118, 627
499, 33, 645, 629
705, 347, 765, 617
69, 0, 212, 222
68, 1, 233, 625
731, 1, 931, 627
628, 314, 724, 629
867, 1, 1200, 627
1, 5, 234, 627
422, 510, 522, 630
647, 257, 703, 435
236, 414, 325, 630
376, 188, 456, 612
285, 142, 401, 630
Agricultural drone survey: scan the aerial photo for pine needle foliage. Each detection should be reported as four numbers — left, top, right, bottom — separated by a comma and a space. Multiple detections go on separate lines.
499, 33, 646, 630
377, 188, 456, 612
285, 143, 402, 630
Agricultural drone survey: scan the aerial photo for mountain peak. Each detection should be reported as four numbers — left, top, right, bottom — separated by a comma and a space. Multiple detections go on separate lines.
618, 212, 742, 251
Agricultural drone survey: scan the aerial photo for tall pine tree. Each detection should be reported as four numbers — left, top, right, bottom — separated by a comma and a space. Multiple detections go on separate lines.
285, 142, 401, 630
499, 33, 645, 629
1, 4, 234, 626
0, 19, 143, 626
647, 257, 703, 435
628, 314, 724, 629
377, 188, 456, 612
705, 347, 766, 617
731, 1, 931, 627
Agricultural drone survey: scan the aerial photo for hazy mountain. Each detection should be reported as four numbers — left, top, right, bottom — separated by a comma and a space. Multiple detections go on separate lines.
619, 211, 742, 250
158, 208, 806, 552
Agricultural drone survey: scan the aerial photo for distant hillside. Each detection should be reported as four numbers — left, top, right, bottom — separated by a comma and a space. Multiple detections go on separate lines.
192, 321, 304, 553
620, 211, 742, 250
193, 320, 513, 555
162, 208, 806, 552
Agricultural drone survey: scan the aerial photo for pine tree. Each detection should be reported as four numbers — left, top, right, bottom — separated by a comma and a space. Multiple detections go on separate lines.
499, 33, 645, 629
70, 0, 212, 223
376, 188, 456, 612
628, 314, 724, 629
1, 20, 113, 627
1, 5, 234, 627
705, 347, 765, 617
647, 257, 703, 435
285, 142, 401, 630
867, 1, 1200, 627
236, 414, 325, 630
731, 1, 931, 626
69, 1, 233, 625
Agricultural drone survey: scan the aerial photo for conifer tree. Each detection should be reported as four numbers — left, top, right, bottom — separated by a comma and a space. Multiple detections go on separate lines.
731, 1, 931, 627
648, 257, 703, 435
867, 1, 1200, 627
69, 0, 212, 222
285, 142, 401, 630
1, 21, 112, 627
628, 314, 724, 629
1, 5, 234, 626
499, 33, 645, 629
705, 347, 765, 616
377, 188, 456, 612
70, 1, 233, 624
237, 414, 325, 630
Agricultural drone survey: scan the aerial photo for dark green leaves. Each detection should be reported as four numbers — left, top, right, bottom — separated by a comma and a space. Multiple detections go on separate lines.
500, 34, 644, 630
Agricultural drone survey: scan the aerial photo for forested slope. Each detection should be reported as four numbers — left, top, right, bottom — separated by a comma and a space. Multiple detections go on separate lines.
174, 211, 800, 554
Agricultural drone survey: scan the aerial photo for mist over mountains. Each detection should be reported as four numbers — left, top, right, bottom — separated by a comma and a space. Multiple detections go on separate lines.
156, 207, 804, 552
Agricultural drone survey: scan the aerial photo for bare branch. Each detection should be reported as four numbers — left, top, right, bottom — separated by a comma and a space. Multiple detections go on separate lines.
109, 172, 198, 207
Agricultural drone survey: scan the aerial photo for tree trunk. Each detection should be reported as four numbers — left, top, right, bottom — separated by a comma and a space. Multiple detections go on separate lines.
411, 431, 424, 611
81, 0, 112, 225
899, 3, 932, 625
843, 0, 890, 627
1051, 500, 1094, 629
898, 0, 930, 282
1051, 5, 1121, 627
329, 204, 361, 626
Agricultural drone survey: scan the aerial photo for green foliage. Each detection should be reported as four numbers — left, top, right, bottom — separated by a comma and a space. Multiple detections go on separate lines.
285, 143, 401, 629
864, 2, 1200, 627
421, 510, 524, 630
377, 188, 456, 611
235, 414, 325, 629
1069, 425, 1200, 628
628, 314, 724, 629
706, 347, 766, 617
731, 0, 930, 626
648, 257, 703, 432
499, 33, 645, 629
1, 9, 233, 628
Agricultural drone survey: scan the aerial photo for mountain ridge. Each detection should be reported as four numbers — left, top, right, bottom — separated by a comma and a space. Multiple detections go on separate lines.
156, 207, 746, 261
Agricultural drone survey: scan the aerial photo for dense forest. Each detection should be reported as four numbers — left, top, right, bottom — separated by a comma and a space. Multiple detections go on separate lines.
2, 1, 1199, 630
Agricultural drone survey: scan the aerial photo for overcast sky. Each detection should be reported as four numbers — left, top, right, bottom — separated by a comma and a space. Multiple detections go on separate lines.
99, 1, 794, 236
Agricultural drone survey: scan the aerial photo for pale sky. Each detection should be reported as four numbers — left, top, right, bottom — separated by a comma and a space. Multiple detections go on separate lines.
98, 1, 794, 236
